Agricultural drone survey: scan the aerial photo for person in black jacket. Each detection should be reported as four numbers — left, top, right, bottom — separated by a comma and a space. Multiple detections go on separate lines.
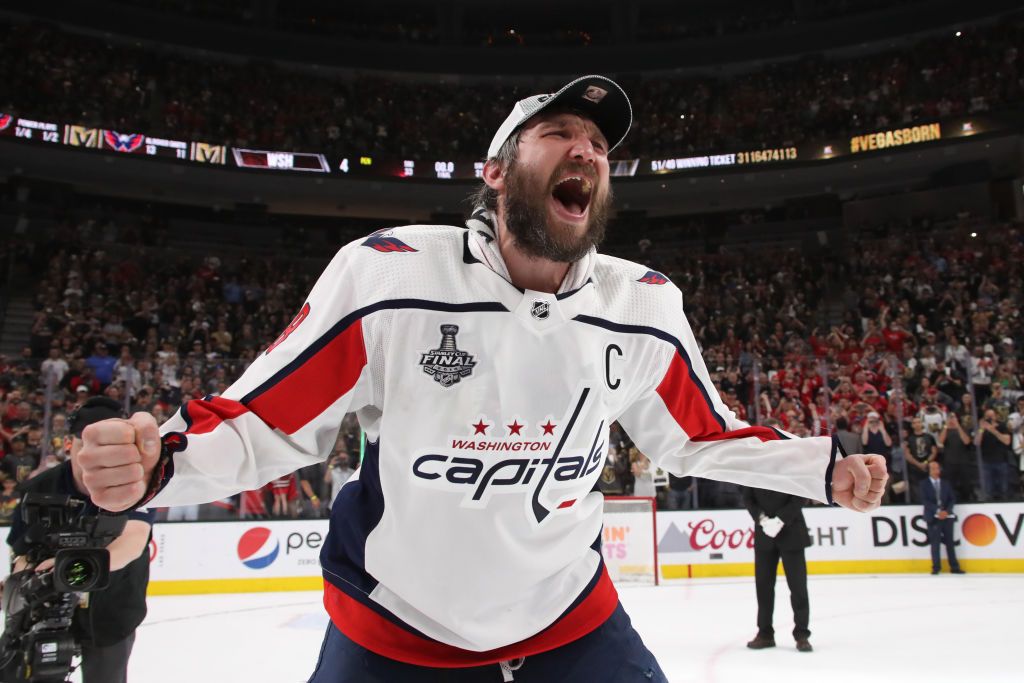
5, 397, 154, 683
921, 461, 965, 575
743, 486, 813, 652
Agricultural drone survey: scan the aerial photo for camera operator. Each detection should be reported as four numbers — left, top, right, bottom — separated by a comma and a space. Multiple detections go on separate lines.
5, 397, 154, 683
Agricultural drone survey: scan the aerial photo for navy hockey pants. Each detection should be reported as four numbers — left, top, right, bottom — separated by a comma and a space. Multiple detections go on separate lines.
307, 602, 668, 682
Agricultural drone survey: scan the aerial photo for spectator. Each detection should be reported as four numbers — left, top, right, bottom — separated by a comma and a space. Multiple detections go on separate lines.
113, 347, 143, 398
665, 474, 696, 510
975, 408, 1013, 500
904, 417, 938, 502
970, 345, 996, 405
861, 411, 893, 471
40, 347, 69, 385
324, 451, 356, 512
1009, 396, 1024, 494
270, 473, 298, 518
983, 383, 1013, 424
917, 390, 947, 437
743, 486, 813, 652
921, 462, 964, 575
3, 17, 1022, 164
937, 411, 976, 504
0, 475, 19, 524
834, 417, 860, 456
943, 334, 970, 375
73, 383, 91, 403
85, 342, 117, 388
297, 463, 324, 518
630, 450, 657, 499
240, 487, 270, 519
598, 447, 628, 496
1, 436, 37, 485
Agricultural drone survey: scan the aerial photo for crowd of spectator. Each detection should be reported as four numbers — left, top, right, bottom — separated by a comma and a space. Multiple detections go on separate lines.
0, 215, 358, 523
107, 0, 924, 47
3, 16, 1021, 161
1, 195, 1020, 522
597, 215, 1024, 508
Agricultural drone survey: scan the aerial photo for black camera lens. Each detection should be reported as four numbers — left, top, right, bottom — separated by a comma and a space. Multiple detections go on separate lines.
60, 558, 98, 589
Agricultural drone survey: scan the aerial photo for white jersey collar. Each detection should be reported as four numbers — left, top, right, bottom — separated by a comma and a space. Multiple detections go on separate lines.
465, 208, 597, 295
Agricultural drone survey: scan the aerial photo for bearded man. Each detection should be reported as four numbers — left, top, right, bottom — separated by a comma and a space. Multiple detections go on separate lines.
74, 75, 888, 682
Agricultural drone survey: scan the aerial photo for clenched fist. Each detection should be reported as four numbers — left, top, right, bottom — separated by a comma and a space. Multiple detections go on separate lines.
832, 454, 889, 512
73, 412, 162, 512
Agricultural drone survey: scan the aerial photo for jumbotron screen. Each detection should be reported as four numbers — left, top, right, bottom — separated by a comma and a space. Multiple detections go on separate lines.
0, 112, 1001, 181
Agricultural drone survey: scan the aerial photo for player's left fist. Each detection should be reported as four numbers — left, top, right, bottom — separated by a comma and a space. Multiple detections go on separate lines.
832, 454, 888, 512
75, 412, 161, 512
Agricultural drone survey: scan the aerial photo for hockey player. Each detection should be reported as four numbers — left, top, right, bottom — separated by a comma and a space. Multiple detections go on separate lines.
74, 75, 888, 682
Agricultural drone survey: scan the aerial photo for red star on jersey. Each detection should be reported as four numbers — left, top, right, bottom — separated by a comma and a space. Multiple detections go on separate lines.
541, 421, 557, 435
507, 421, 523, 436
472, 420, 489, 435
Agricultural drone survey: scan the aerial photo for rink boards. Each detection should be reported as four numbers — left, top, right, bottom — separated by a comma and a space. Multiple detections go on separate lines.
1, 502, 1020, 594
654, 502, 1024, 579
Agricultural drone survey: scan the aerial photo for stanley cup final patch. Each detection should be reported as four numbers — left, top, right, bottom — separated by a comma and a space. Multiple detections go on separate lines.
419, 325, 477, 387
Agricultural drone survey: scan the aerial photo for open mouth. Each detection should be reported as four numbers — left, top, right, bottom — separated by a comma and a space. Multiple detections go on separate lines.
550, 175, 593, 219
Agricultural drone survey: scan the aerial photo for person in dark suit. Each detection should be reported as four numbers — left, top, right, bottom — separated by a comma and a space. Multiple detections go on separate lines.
921, 461, 965, 575
743, 486, 812, 652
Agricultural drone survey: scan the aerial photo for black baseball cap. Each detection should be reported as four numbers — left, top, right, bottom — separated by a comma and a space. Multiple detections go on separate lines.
68, 396, 125, 437
487, 75, 632, 159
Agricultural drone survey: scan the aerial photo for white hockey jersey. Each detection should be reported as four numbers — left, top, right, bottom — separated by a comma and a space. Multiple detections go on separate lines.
149, 211, 842, 667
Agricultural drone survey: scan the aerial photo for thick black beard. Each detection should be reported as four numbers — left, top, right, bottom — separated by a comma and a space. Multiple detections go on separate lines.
501, 162, 611, 263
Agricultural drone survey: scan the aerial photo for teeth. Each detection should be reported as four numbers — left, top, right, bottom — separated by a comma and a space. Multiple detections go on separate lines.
555, 176, 593, 195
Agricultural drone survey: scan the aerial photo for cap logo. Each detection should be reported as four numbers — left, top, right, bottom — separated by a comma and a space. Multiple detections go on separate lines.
537, 95, 550, 102
583, 86, 608, 103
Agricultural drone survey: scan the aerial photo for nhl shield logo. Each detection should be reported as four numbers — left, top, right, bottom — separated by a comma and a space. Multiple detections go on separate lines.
531, 301, 550, 320
419, 325, 476, 387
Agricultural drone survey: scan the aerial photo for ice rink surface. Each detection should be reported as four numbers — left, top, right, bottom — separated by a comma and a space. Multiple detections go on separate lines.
113, 573, 1019, 682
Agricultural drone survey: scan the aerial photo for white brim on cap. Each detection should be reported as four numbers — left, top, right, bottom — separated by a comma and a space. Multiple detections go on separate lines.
487, 74, 632, 160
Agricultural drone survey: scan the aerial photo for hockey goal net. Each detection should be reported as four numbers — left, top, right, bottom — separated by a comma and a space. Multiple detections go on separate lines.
602, 496, 659, 586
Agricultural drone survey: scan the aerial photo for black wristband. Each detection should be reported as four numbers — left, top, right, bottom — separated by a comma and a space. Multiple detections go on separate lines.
134, 432, 187, 508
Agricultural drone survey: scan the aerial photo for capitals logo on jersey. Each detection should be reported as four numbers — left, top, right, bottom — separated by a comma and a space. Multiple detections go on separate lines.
410, 388, 605, 525
637, 270, 669, 285
419, 325, 476, 387
103, 131, 145, 153
362, 229, 417, 253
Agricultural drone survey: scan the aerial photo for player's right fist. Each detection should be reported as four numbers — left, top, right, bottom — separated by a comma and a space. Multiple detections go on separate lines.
75, 412, 162, 512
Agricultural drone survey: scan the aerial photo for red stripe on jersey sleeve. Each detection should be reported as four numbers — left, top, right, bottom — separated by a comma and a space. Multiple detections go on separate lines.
655, 352, 724, 439
183, 396, 250, 435
247, 319, 367, 435
655, 353, 784, 443
322, 565, 618, 668
656, 352, 784, 443
690, 425, 782, 443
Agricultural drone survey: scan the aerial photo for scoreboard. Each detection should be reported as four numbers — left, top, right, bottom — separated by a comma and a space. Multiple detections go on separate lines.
0, 110, 1010, 181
